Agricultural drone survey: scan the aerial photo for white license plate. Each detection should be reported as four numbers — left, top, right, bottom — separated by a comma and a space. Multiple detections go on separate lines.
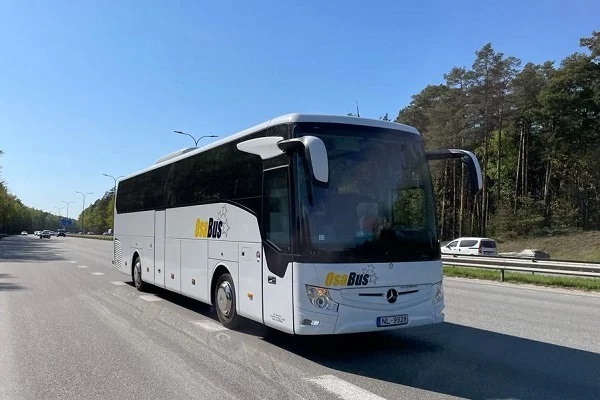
376, 314, 408, 327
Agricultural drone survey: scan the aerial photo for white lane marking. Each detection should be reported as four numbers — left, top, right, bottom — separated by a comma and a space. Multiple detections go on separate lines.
191, 320, 227, 332
77, 265, 88, 269
139, 295, 162, 302
306, 375, 386, 400
110, 281, 127, 286
68, 261, 77, 264
91, 272, 104, 276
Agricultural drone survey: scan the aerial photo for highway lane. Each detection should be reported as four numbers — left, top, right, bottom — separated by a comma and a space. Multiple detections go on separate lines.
1, 234, 599, 400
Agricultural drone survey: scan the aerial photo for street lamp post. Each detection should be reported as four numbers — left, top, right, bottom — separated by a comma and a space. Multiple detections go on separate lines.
61, 200, 75, 231
101, 173, 124, 193
173, 131, 218, 146
54, 207, 64, 228
76, 191, 93, 234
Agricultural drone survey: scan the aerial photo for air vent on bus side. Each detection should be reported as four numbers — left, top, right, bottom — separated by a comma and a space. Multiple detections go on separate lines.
114, 238, 123, 270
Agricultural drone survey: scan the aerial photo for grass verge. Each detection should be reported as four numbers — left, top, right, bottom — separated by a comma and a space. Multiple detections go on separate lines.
444, 266, 600, 292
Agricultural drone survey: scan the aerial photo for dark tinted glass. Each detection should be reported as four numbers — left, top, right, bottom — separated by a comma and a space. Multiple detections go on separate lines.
116, 126, 289, 214
168, 151, 212, 206
459, 239, 478, 247
263, 166, 291, 251
480, 240, 496, 248
116, 165, 167, 213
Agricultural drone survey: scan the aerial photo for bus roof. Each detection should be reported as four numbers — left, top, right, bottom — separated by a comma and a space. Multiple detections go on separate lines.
121, 113, 420, 182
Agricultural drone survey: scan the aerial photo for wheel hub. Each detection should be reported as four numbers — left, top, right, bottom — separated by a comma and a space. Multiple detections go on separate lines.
217, 281, 233, 316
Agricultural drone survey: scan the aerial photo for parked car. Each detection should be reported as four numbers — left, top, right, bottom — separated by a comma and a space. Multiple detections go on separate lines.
39, 230, 51, 239
57, 229, 66, 237
21, 231, 28, 236
441, 237, 498, 256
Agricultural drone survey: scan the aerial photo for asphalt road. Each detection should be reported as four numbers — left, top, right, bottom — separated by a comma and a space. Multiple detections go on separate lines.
1, 235, 599, 400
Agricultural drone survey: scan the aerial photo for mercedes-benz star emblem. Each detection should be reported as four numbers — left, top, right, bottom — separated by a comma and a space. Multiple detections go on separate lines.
386, 288, 398, 303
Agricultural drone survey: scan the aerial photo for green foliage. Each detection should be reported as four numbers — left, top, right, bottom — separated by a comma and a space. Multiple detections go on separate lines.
396, 31, 600, 240
444, 266, 600, 292
79, 190, 114, 234
488, 198, 546, 238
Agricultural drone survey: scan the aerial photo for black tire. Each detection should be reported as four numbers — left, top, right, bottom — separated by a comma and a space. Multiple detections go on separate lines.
214, 273, 239, 329
133, 256, 147, 292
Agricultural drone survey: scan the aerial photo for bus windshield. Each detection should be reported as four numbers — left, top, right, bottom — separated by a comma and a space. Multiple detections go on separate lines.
294, 123, 439, 263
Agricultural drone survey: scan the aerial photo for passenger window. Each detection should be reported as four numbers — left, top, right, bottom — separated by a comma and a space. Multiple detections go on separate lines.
263, 166, 291, 252
447, 240, 458, 248
459, 239, 478, 247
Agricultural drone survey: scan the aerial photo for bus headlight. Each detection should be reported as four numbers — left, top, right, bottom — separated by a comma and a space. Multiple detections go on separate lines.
433, 282, 444, 304
305, 285, 339, 312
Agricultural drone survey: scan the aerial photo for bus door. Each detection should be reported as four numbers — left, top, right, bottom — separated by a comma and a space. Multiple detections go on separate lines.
154, 210, 166, 288
261, 165, 294, 334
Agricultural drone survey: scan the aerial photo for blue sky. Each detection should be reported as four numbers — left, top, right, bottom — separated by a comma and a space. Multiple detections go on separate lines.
1, 0, 598, 218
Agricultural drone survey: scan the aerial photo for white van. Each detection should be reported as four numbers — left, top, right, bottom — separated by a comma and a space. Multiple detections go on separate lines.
441, 237, 497, 256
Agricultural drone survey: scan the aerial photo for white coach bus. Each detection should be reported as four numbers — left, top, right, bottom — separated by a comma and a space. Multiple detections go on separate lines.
112, 113, 482, 335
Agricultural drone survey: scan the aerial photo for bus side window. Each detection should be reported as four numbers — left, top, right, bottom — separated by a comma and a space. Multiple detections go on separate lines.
263, 166, 291, 252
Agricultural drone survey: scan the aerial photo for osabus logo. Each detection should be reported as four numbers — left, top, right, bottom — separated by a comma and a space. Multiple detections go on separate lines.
324, 265, 378, 286
194, 218, 223, 239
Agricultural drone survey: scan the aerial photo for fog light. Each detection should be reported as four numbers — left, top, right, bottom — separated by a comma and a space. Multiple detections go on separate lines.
301, 319, 320, 326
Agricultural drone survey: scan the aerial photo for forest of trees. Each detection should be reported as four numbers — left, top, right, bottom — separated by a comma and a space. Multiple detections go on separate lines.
395, 31, 600, 240
78, 191, 114, 234
2, 32, 598, 241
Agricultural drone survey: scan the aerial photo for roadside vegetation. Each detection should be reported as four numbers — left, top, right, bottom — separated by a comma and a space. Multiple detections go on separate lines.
444, 266, 600, 292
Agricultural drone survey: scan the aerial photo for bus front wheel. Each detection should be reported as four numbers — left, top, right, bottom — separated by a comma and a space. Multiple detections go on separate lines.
133, 256, 147, 292
215, 273, 239, 329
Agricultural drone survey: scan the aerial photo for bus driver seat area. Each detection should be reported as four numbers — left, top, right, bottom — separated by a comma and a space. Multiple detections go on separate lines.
356, 202, 381, 234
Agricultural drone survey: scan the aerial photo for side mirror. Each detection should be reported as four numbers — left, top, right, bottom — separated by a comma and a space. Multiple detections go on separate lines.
278, 136, 329, 184
236, 136, 285, 160
426, 149, 483, 195
237, 135, 329, 184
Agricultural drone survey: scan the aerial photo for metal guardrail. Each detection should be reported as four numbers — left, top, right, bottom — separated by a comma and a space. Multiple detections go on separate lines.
442, 254, 600, 281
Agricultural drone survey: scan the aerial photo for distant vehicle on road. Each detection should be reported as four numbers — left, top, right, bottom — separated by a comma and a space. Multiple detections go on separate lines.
21, 231, 28, 236
57, 229, 66, 237
34, 231, 40, 236
441, 237, 497, 256
39, 230, 51, 239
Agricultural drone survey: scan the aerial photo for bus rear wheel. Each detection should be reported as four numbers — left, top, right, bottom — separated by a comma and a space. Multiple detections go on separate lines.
133, 256, 147, 292
215, 273, 239, 329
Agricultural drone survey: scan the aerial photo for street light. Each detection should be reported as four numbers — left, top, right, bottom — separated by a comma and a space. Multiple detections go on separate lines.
61, 200, 75, 230
173, 130, 218, 146
102, 173, 124, 192
76, 191, 93, 234
54, 206, 64, 228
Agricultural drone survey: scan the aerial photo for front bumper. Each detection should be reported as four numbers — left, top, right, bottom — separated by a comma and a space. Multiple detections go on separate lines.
294, 295, 444, 335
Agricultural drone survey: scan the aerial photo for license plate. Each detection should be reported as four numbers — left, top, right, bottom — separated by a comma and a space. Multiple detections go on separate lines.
376, 314, 408, 327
